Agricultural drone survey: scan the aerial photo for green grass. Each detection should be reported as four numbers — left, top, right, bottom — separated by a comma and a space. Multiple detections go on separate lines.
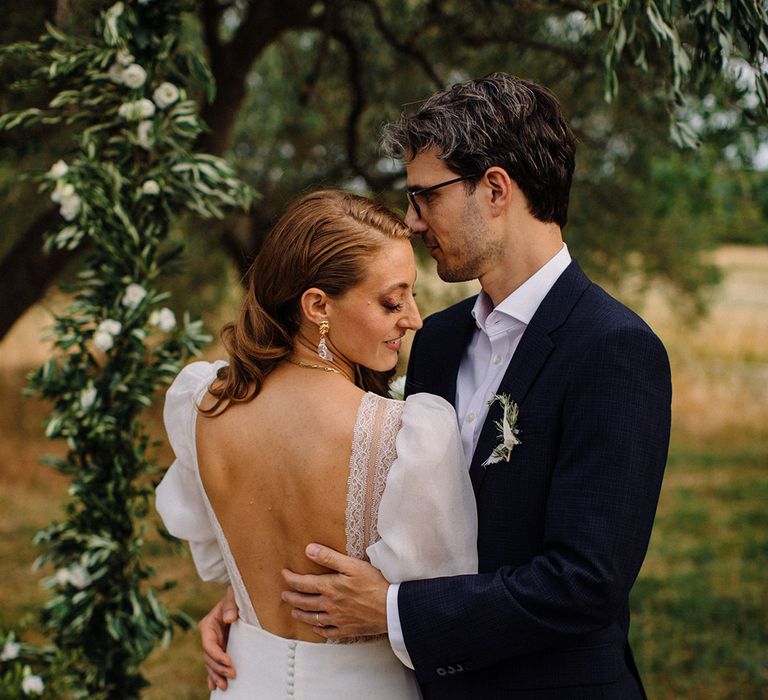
630, 440, 768, 699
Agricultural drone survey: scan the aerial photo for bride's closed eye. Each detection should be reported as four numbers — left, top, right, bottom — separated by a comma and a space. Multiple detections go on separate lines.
382, 300, 404, 313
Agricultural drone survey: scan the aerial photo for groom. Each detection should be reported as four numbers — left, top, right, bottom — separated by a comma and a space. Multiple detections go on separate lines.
201, 73, 671, 698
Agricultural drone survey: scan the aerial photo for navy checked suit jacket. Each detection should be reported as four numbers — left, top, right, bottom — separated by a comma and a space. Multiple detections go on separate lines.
401, 261, 671, 699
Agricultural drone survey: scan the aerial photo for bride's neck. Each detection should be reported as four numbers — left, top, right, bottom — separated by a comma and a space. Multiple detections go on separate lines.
290, 335, 356, 383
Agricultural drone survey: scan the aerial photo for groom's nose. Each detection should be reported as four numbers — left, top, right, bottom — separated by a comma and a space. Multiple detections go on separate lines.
404, 203, 428, 232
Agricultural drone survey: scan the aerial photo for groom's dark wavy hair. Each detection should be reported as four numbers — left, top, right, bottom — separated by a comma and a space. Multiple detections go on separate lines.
382, 72, 576, 228
201, 190, 410, 415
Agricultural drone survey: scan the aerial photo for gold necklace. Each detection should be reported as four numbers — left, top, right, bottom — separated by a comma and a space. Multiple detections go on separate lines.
287, 359, 352, 381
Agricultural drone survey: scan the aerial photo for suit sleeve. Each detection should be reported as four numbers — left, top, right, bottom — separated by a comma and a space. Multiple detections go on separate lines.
398, 326, 672, 683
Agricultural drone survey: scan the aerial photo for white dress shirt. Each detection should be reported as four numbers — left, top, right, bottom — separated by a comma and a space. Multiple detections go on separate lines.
386, 244, 572, 669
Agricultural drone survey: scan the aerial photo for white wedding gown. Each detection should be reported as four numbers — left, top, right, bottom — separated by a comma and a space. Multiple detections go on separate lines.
155, 361, 478, 699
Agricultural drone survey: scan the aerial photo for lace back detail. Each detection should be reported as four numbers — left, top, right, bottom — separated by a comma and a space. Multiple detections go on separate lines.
345, 393, 405, 561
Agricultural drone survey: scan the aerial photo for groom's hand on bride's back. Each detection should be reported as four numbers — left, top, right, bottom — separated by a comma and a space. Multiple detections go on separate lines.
281, 543, 389, 639
200, 584, 238, 691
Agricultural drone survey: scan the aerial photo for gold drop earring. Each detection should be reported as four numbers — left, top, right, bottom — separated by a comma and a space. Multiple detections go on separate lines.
317, 320, 333, 362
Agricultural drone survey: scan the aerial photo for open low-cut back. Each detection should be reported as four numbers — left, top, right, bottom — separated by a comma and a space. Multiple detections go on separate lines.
156, 361, 478, 698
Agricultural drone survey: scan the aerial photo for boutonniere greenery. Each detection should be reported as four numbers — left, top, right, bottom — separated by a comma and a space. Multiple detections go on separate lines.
482, 393, 521, 466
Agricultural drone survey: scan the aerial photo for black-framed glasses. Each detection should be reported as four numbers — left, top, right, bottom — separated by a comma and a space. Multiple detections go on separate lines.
406, 175, 477, 219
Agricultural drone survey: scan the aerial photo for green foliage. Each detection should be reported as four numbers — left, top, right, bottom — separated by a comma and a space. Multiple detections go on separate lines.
0, 1, 253, 697
598, 0, 768, 146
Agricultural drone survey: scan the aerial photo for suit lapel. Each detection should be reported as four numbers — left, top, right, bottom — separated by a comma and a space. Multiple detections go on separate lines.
468, 262, 591, 494
423, 304, 476, 406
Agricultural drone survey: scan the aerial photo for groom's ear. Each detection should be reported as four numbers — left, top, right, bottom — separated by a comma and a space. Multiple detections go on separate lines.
300, 287, 329, 324
484, 166, 513, 217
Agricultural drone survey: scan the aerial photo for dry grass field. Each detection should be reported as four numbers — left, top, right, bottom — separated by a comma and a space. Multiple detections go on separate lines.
0, 245, 766, 698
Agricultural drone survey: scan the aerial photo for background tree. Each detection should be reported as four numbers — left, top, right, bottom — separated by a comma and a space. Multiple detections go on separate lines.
1, 0, 766, 336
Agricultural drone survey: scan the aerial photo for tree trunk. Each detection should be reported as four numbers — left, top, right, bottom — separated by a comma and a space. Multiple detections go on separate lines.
0, 208, 76, 339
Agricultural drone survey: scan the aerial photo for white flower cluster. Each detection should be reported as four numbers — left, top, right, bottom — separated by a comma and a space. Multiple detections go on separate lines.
108, 50, 147, 90
153, 82, 179, 109
93, 318, 122, 352
118, 98, 155, 121
118, 83, 179, 121
47, 160, 81, 221
141, 179, 160, 195
0, 639, 20, 661
122, 283, 147, 309
80, 386, 98, 411
149, 307, 176, 332
22, 674, 44, 696
54, 563, 91, 590
137, 119, 153, 150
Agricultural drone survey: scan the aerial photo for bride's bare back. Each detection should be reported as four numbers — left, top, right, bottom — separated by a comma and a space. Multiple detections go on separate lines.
196, 365, 365, 642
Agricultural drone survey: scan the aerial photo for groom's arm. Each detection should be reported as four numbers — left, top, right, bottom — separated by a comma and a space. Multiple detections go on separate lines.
397, 325, 671, 682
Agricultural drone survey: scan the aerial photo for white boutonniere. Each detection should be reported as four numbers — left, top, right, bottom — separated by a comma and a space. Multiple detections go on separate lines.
388, 375, 406, 400
482, 393, 521, 466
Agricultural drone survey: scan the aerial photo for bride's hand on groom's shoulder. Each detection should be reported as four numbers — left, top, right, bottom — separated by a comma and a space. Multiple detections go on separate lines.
200, 585, 238, 691
282, 544, 389, 639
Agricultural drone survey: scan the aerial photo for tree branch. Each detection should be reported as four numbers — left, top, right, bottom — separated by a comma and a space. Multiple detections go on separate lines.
358, 0, 445, 90
330, 26, 401, 192
199, 0, 317, 155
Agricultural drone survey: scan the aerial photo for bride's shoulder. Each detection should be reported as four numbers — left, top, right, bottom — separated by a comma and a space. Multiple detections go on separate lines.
401, 392, 457, 424
164, 360, 227, 425
395, 392, 459, 451
168, 360, 228, 398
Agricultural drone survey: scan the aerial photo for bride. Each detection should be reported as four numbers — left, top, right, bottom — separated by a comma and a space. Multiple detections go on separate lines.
155, 190, 477, 698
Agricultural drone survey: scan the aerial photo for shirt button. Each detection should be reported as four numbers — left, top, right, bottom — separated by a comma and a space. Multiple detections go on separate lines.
493, 354, 503, 365
466, 412, 476, 424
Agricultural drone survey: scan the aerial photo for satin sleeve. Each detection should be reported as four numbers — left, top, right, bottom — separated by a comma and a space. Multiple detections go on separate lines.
155, 360, 230, 584
367, 393, 478, 582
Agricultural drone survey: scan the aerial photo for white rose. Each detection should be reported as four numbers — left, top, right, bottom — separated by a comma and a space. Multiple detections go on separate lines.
116, 50, 134, 67
80, 387, 98, 410
150, 307, 176, 332
108, 63, 124, 84
59, 194, 81, 222
54, 568, 70, 586
137, 98, 155, 118
137, 119, 153, 150
97, 319, 122, 336
0, 640, 20, 661
153, 82, 180, 109
388, 375, 406, 401
22, 674, 44, 696
122, 283, 147, 309
118, 98, 155, 121
51, 181, 74, 203
47, 159, 69, 179
141, 179, 160, 195
93, 330, 114, 352
67, 564, 90, 590
122, 63, 147, 89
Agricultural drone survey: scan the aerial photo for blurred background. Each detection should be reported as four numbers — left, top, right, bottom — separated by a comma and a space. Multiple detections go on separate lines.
1, 1, 766, 697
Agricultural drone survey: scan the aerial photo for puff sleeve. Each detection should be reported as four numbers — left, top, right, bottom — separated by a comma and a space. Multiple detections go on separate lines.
367, 393, 478, 582
155, 360, 230, 584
